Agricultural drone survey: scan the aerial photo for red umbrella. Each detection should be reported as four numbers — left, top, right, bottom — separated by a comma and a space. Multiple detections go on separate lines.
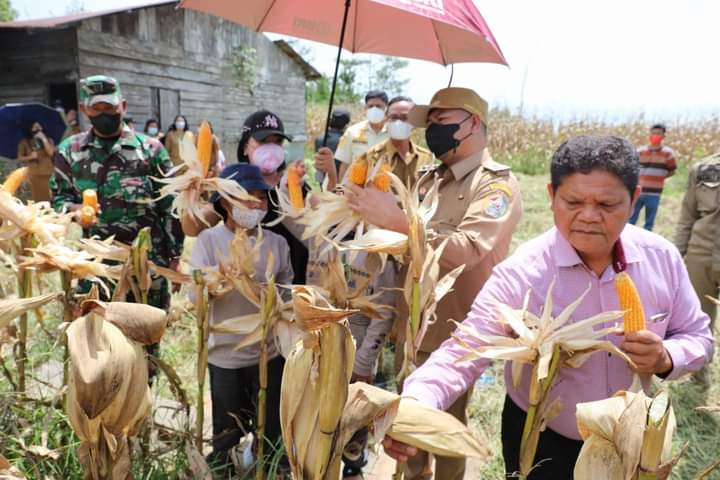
179, 0, 507, 152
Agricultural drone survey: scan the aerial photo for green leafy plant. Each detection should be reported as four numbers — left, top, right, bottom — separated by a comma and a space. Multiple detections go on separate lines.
230, 46, 258, 95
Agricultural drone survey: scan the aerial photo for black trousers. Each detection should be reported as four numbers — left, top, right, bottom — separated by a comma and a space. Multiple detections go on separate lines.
208, 356, 285, 464
501, 395, 583, 479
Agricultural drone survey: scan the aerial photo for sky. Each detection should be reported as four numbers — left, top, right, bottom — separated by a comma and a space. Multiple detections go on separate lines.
14, 0, 720, 122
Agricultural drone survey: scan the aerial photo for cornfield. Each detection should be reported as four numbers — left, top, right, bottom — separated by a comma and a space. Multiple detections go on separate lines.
305, 102, 720, 174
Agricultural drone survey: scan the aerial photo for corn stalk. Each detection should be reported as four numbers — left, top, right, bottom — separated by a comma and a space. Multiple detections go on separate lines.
193, 269, 210, 451
256, 253, 276, 480
15, 234, 33, 395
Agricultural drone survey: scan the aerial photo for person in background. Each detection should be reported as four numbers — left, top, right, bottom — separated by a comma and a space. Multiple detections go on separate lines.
16, 121, 55, 202
144, 118, 164, 142
165, 114, 194, 166
340, 96, 433, 192
190, 163, 292, 471
382, 135, 713, 479
346, 87, 522, 480
315, 108, 351, 174
629, 123, 676, 230
125, 115, 136, 132
62, 109, 82, 140
181, 110, 310, 284
674, 150, 720, 386
315, 90, 389, 183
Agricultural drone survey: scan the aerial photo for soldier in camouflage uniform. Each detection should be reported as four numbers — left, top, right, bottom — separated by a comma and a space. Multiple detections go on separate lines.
50, 75, 184, 311
674, 152, 720, 384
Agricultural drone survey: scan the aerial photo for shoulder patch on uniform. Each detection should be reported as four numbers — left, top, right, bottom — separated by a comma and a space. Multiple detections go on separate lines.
480, 191, 510, 219
487, 182, 513, 199
482, 160, 511, 174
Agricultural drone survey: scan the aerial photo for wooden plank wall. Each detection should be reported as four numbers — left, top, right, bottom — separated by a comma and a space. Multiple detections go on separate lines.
76, 4, 308, 159
0, 28, 78, 106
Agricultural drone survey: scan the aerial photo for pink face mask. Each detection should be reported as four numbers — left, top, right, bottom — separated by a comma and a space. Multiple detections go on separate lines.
250, 143, 285, 174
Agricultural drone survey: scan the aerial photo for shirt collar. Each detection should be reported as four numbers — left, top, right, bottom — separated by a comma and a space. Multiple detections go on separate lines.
364, 120, 387, 136
386, 140, 418, 165
448, 148, 487, 181
553, 225, 643, 268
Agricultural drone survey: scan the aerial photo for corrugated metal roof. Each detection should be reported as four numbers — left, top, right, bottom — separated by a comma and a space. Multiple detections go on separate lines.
0, 0, 176, 29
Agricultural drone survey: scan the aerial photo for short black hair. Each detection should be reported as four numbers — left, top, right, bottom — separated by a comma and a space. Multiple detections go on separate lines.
365, 90, 389, 106
550, 135, 639, 197
388, 95, 413, 107
144, 118, 159, 132
650, 123, 667, 134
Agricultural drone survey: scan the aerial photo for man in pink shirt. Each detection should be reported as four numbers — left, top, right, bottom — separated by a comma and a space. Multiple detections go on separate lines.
383, 135, 714, 479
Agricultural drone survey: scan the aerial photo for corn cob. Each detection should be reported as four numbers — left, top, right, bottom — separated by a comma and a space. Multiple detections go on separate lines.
288, 164, 305, 209
82, 189, 98, 212
372, 164, 392, 192
1, 167, 28, 194
616, 271, 646, 332
348, 159, 368, 186
196, 120, 213, 177
280, 287, 356, 479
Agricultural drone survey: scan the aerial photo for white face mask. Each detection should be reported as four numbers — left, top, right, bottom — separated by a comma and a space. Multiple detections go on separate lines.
231, 207, 266, 229
366, 106, 386, 124
175, 121, 186, 130
387, 120, 413, 140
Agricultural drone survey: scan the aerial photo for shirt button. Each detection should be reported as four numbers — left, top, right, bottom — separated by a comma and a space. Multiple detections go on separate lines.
458, 194, 465, 200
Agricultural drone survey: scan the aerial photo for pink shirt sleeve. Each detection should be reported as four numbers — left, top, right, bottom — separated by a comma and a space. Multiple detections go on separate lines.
402, 262, 524, 410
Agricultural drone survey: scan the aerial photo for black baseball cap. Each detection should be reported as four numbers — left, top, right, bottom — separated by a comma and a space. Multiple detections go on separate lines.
210, 163, 270, 215
241, 110, 292, 142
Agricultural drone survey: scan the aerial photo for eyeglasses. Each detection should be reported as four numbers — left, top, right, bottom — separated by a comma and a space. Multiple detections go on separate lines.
80, 78, 117, 96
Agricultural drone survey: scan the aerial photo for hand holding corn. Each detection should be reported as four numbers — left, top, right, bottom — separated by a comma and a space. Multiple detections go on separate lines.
345, 183, 409, 233
620, 330, 673, 375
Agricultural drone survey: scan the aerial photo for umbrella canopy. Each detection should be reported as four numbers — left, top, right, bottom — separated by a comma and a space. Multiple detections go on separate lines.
0, 103, 65, 159
180, 0, 507, 66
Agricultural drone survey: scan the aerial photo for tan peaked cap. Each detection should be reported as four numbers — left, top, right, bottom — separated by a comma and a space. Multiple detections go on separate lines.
408, 87, 488, 127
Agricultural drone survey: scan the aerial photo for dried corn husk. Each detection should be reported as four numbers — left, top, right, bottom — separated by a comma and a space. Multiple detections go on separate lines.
333, 382, 490, 467
0, 292, 63, 330
81, 300, 168, 345
575, 390, 680, 480
153, 136, 255, 225
21, 243, 116, 282
0, 453, 25, 479
66, 302, 166, 480
280, 286, 357, 480
0, 191, 70, 244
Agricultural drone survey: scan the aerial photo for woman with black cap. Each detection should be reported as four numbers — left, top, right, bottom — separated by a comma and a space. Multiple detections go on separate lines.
180, 110, 310, 284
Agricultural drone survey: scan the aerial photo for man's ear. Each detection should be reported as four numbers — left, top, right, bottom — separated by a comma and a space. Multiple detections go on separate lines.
546, 183, 556, 202
119, 99, 128, 115
629, 185, 642, 210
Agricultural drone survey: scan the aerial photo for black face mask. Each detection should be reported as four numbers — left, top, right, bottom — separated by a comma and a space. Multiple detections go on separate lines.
425, 114, 473, 158
90, 112, 122, 136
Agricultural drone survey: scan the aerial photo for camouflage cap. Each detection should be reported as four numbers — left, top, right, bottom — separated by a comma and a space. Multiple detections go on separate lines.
408, 87, 488, 127
79, 75, 123, 107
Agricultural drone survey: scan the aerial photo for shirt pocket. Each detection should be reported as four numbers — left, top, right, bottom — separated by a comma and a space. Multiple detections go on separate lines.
696, 182, 720, 213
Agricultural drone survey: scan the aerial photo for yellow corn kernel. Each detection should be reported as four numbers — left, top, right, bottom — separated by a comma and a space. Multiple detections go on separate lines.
2, 167, 28, 194
348, 159, 368, 186
372, 164, 392, 192
615, 271, 646, 332
196, 120, 213, 177
82, 189, 98, 213
288, 164, 304, 209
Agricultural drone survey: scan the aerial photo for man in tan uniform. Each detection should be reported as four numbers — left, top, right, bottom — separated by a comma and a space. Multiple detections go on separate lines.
674, 152, 720, 383
346, 87, 522, 480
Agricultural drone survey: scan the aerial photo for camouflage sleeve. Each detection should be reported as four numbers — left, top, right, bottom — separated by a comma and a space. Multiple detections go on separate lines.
49, 141, 80, 212
149, 140, 184, 259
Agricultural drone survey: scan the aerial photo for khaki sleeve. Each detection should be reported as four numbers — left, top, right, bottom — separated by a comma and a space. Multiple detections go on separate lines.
334, 129, 353, 164
673, 168, 698, 255
431, 177, 522, 271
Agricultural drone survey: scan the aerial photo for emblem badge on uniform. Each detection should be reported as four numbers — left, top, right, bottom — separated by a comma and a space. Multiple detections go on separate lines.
482, 192, 510, 219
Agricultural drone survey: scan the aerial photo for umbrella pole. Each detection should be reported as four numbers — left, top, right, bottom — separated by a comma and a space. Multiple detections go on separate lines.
315, 0, 352, 186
